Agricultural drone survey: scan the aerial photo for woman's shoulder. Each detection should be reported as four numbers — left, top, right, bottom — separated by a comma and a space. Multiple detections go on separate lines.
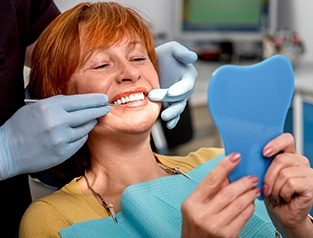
19, 182, 75, 237
33, 177, 83, 205
156, 147, 224, 172
31, 177, 103, 216
21, 178, 80, 218
19, 177, 104, 237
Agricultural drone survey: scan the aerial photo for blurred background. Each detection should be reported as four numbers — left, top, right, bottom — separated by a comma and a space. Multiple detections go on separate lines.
29, 0, 313, 200
52, 0, 313, 160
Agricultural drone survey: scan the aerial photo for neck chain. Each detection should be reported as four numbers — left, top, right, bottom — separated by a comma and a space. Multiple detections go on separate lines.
84, 163, 191, 223
84, 170, 118, 223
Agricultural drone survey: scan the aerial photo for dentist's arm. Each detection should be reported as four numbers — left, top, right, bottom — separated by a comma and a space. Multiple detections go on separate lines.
0, 94, 109, 180
149, 41, 198, 129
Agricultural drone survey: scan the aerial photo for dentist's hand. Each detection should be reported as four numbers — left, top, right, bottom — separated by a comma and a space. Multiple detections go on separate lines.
149, 41, 198, 129
0, 94, 109, 180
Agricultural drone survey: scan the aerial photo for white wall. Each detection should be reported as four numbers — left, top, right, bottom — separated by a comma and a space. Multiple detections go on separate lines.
53, 0, 313, 63
53, 0, 175, 41
279, 0, 313, 63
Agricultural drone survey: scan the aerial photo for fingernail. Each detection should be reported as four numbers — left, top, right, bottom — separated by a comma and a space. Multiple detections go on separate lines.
263, 147, 273, 157
249, 176, 259, 187
263, 184, 270, 197
229, 153, 241, 163
255, 188, 261, 197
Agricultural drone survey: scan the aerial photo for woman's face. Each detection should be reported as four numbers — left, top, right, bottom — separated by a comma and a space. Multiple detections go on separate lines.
67, 36, 161, 136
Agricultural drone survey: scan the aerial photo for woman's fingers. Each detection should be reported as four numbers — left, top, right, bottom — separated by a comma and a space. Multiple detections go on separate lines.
280, 174, 313, 205
263, 133, 296, 157
218, 191, 257, 235
181, 153, 260, 237
263, 151, 310, 197
262, 133, 313, 235
183, 201, 256, 238
209, 175, 259, 214
262, 133, 309, 198
190, 153, 241, 203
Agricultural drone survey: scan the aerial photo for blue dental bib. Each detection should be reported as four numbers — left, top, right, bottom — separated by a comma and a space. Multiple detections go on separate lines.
59, 154, 274, 238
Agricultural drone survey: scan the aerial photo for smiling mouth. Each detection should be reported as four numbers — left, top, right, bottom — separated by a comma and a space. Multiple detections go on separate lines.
112, 92, 145, 105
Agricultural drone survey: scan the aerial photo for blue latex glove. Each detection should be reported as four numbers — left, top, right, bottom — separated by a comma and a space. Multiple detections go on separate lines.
0, 94, 109, 180
148, 41, 198, 129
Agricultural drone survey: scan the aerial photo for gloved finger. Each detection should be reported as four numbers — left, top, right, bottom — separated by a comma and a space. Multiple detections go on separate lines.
172, 45, 197, 64
148, 88, 193, 102
148, 66, 197, 101
148, 88, 169, 101
66, 106, 110, 127
45, 93, 109, 112
64, 120, 98, 144
166, 116, 180, 130
161, 101, 187, 121
27, 135, 89, 172
157, 41, 198, 64
167, 67, 197, 97
24, 134, 89, 174
43, 120, 97, 158
64, 134, 89, 157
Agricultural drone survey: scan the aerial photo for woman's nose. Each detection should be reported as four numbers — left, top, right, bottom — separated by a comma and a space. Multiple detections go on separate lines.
115, 61, 141, 83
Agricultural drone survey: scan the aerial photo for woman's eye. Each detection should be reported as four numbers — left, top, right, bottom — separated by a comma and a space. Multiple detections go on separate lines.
93, 64, 108, 69
133, 57, 146, 62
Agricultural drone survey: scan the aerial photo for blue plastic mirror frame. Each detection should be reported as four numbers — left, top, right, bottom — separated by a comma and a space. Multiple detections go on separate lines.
208, 55, 294, 199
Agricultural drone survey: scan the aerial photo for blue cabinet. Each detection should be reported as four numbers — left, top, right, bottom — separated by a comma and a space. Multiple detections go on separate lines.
285, 101, 313, 165
290, 64, 313, 215
303, 102, 313, 162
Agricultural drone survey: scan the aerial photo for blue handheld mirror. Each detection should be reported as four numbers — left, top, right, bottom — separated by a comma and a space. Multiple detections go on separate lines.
208, 55, 294, 199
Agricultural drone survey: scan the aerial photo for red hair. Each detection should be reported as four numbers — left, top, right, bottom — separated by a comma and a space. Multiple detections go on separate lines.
29, 2, 157, 99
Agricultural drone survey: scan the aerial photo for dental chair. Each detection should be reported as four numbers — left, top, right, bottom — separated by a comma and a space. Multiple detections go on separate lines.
151, 101, 194, 154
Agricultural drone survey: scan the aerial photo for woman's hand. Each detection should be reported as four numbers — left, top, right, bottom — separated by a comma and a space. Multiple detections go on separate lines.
262, 133, 313, 237
181, 153, 260, 238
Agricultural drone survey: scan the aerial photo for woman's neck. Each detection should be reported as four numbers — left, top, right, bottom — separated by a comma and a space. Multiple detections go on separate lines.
78, 133, 167, 214
81, 133, 165, 196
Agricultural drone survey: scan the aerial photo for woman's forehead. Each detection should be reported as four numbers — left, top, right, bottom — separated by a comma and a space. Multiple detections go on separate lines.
78, 33, 145, 66
79, 23, 142, 46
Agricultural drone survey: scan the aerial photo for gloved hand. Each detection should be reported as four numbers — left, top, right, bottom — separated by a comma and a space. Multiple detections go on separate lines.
0, 94, 109, 180
148, 41, 198, 129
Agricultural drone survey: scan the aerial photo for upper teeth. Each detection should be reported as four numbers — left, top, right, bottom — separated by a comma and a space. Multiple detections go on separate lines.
113, 92, 145, 105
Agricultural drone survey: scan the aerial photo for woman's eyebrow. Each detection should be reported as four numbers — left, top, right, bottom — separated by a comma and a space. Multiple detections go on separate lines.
127, 40, 144, 49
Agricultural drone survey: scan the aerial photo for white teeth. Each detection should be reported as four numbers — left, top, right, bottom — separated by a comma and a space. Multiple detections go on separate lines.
113, 92, 145, 105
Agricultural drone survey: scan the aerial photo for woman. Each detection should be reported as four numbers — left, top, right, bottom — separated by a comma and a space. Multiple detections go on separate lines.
20, 2, 313, 237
